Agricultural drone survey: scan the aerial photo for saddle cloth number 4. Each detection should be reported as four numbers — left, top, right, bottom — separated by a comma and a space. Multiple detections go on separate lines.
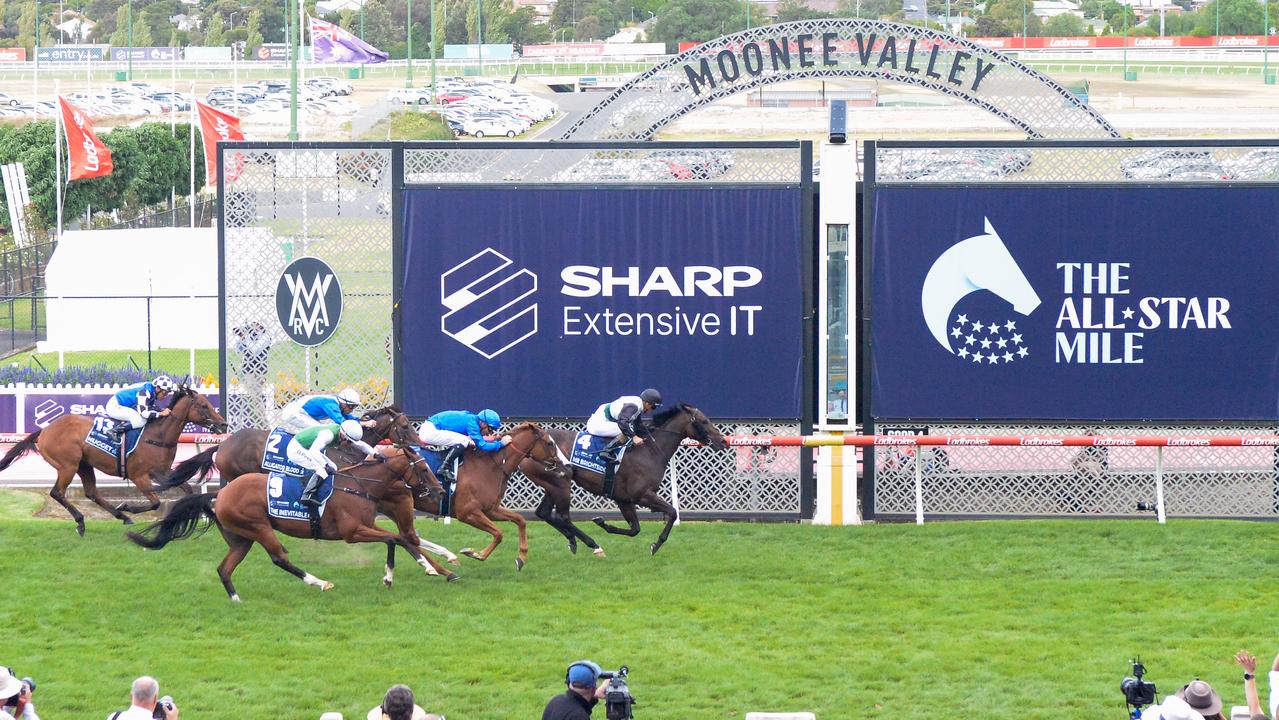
577, 435, 593, 451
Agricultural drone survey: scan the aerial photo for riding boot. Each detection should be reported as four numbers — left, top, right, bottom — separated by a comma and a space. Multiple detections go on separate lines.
598, 438, 625, 465
113, 420, 132, 437
299, 472, 324, 509
439, 445, 464, 483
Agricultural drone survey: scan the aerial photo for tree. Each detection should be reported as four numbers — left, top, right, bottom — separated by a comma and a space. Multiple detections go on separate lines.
1043, 12, 1086, 34
982, 0, 1044, 36
502, 6, 551, 48
108, 4, 129, 47
244, 9, 264, 58
775, 0, 833, 21
14, 0, 34, 52
647, 0, 747, 51
836, 0, 903, 19
204, 13, 224, 45
1201, 0, 1266, 34
973, 13, 1013, 34
132, 15, 154, 46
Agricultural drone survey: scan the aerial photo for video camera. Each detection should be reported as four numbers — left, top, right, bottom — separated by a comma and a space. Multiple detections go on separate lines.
1121, 659, 1157, 720
598, 666, 637, 720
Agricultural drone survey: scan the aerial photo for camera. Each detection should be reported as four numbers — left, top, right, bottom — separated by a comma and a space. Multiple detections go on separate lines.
152, 695, 175, 719
3, 678, 34, 708
1135, 501, 1158, 512
598, 666, 636, 720
1121, 659, 1157, 719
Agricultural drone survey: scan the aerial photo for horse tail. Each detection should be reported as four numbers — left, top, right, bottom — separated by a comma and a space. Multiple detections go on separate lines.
0, 428, 42, 472
126, 493, 218, 550
156, 445, 219, 491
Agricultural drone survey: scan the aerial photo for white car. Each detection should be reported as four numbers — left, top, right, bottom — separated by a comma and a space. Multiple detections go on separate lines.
386, 88, 433, 105
0, 92, 22, 107
463, 116, 524, 138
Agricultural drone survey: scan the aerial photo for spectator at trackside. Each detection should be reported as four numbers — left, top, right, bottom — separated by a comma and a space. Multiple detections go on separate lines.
1177, 678, 1226, 720
542, 661, 609, 720
0, 666, 38, 720
366, 684, 440, 720
1235, 650, 1268, 719
107, 676, 178, 720
232, 321, 273, 428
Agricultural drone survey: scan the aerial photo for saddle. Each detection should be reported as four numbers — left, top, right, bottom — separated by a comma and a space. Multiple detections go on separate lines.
85, 417, 148, 477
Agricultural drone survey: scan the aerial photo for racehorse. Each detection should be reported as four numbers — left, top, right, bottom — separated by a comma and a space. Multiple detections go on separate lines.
519, 403, 728, 557
127, 446, 449, 600
0, 384, 228, 535
155, 406, 423, 491
405, 422, 570, 571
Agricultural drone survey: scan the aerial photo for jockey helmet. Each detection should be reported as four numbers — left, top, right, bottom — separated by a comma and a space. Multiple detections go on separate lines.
339, 419, 364, 442
640, 388, 662, 406
477, 409, 501, 429
565, 660, 602, 688
152, 375, 176, 393
336, 387, 361, 406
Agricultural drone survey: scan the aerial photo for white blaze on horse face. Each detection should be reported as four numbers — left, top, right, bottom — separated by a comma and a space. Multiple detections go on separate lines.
555, 444, 571, 467
920, 217, 1042, 353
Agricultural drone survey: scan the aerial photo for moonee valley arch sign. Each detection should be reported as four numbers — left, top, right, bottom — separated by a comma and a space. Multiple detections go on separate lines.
560, 19, 1121, 141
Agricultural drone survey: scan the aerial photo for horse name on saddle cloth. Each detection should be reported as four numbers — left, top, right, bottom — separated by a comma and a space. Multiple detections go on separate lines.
261, 428, 308, 478
266, 472, 334, 522
84, 416, 144, 458
569, 432, 625, 475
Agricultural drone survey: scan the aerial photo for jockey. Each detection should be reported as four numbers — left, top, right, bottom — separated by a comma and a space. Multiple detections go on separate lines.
288, 419, 378, 509
418, 409, 510, 482
280, 387, 371, 433
106, 375, 178, 436
587, 388, 662, 463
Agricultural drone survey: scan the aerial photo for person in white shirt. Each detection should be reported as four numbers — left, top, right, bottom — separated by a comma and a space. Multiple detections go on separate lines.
0, 667, 38, 720
586, 389, 662, 463
107, 676, 177, 720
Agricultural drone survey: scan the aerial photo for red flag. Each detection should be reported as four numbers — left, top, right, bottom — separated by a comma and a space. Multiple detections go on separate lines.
58, 97, 113, 181
195, 100, 246, 188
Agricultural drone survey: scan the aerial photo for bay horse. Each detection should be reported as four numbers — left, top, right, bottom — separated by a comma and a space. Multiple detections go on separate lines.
127, 445, 449, 600
519, 403, 728, 557
0, 385, 228, 535
402, 422, 569, 572
155, 406, 423, 491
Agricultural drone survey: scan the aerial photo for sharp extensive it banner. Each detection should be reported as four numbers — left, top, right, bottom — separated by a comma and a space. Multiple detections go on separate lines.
401, 187, 803, 418
870, 186, 1279, 420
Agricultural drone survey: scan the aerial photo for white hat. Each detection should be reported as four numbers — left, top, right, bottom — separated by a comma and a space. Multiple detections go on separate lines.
0, 666, 22, 699
1152, 696, 1206, 720
337, 388, 361, 405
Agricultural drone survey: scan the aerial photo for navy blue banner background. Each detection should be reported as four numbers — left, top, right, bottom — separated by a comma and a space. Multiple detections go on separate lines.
402, 187, 803, 418
870, 186, 1279, 420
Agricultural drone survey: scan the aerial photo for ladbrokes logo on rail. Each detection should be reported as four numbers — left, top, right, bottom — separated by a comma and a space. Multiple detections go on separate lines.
441, 249, 538, 359
276, 257, 343, 347
922, 217, 1233, 367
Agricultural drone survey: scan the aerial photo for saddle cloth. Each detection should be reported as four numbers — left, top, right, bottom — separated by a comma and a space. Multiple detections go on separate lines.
261, 428, 307, 478
411, 446, 457, 516
84, 416, 144, 458
569, 432, 626, 474
266, 472, 334, 522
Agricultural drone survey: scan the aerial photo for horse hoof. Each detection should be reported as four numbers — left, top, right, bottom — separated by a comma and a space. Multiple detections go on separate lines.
448, 557, 461, 566
568, 540, 578, 555
460, 548, 480, 560
121, 516, 135, 526
593, 547, 606, 558
445, 573, 461, 583
592, 516, 607, 527
230, 594, 242, 603
76, 522, 85, 538
650, 543, 660, 556
515, 557, 525, 571
320, 581, 334, 591
383, 579, 393, 589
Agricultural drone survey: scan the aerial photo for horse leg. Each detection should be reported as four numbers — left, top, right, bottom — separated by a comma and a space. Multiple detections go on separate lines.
49, 466, 86, 537
78, 462, 134, 525
116, 473, 162, 515
458, 510, 503, 562
593, 500, 642, 537
381, 501, 453, 581
384, 541, 396, 588
216, 530, 254, 602
255, 528, 333, 591
417, 535, 461, 566
535, 492, 578, 554
486, 505, 529, 571
638, 490, 679, 556
342, 523, 459, 583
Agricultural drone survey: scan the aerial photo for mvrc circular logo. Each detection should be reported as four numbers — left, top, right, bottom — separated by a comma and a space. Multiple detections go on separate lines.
276, 257, 343, 347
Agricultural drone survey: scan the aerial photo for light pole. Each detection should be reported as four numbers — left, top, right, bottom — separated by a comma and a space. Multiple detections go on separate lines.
127, 0, 133, 80
288, 0, 298, 140
430, 0, 437, 101
1264, 0, 1270, 82
945, 0, 950, 32
1021, 0, 1027, 48
1123, 6, 1129, 79
406, 0, 414, 87
1215, 0, 1219, 36
360, 3, 365, 38
476, 0, 482, 76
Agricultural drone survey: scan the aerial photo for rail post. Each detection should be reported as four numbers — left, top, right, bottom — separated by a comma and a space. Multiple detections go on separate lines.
1155, 446, 1166, 524
913, 448, 924, 525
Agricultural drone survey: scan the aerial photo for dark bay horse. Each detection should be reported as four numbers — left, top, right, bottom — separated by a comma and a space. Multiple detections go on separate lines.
405, 422, 569, 571
156, 406, 423, 491
0, 385, 228, 535
128, 446, 448, 600
519, 403, 728, 557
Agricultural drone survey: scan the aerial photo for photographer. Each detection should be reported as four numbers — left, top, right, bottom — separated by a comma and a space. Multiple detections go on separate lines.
542, 661, 608, 720
0, 666, 38, 720
108, 676, 177, 720
232, 321, 273, 427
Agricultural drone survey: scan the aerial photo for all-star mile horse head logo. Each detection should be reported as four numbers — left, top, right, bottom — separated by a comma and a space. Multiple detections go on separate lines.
921, 218, 1041, 365
276, 256, 343, 346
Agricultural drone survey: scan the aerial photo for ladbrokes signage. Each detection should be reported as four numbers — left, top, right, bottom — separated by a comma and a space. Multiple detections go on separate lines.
402, 187, 804, 418
870, 186, 1279, 420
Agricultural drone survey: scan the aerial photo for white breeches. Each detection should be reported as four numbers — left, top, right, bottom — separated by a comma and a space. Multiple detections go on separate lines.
585, 410, 623, 438
105, 397, 145, 429
417, 421, 473, 448
286, 440, 332, 477
280, 401, 322, 433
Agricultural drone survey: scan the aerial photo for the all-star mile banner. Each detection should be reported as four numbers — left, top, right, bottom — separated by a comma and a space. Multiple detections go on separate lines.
401, 187, 803, 418
870, 185, 1279, 421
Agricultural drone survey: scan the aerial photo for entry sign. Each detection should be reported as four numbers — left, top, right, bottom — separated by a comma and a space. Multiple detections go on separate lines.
276, 257, 343, 347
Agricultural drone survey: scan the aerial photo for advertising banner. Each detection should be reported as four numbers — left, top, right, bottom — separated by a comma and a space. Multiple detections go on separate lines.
109, 47, 179, 61
37, 46, 104, 62
0, 48, 26, 62
401, 187, 804, 418
15, 390, 220, 433
869, 186, 1279, 420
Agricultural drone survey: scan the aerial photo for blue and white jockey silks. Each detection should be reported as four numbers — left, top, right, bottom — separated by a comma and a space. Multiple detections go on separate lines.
279, 392, 359, 432
425, 410, 504, 452
105, 382, 160, 430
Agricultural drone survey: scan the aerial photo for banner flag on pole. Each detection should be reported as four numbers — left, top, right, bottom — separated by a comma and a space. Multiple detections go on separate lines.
195, 100, 245, 188
309, 16, 389, 63
57, 97, 113, 181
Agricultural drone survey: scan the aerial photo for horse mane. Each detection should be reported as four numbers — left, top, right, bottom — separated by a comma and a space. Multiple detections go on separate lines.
649, 403, 687, 426
362, 404, 403, 420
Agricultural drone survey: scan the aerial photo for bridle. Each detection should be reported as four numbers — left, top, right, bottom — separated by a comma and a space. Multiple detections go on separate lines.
332, 447, 442, 503
495, 424, 566, 478
648, 406, 714, 445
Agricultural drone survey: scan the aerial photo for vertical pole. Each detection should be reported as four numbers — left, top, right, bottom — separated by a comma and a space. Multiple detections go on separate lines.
913, 449, 924, 525
32, 0, 39, 123
289, 0, 299, 140
1022, 0, 1027, 48
1154, 446, 1166, 524
669, 453, 682, 526
1265, 0, 1270, 82
430, 0, 437, 100
360, 4, 365, 37
946, 0, 951, 31
1215, 0, 1219, 37
1123, 10, 1128, 77
146, 296, 153, 370
170, 48, 176, 134
746, 0, 751, 29
127, 0, 133, 81
477, 0, 483, 77
407, 0, 414, 87
54, 81, 62, 239
189, 81, 196, 227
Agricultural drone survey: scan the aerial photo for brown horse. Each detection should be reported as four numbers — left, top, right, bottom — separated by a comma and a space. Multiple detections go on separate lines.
155, 406, 424, 491
0, 385, 228, 535
404, 422, 569, 572
127, 446, 449, 600
519, 403, 728, 557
